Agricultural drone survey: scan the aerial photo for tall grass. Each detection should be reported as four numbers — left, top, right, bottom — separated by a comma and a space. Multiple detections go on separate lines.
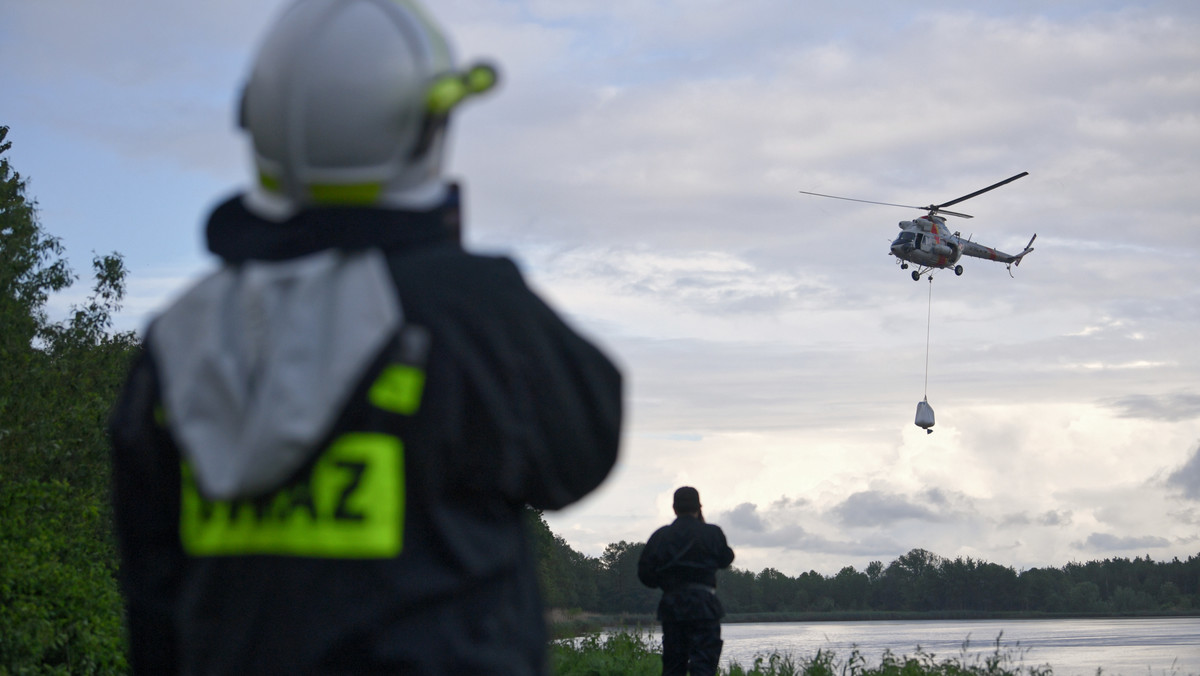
550, 629, 662, 675
550, 630, 1057, 676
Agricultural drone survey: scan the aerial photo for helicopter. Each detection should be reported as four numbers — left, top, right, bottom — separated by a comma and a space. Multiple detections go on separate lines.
799, 171, 1036, 281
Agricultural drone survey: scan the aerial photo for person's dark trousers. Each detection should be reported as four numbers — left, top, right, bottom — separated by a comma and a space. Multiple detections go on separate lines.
661, 619, 723, 676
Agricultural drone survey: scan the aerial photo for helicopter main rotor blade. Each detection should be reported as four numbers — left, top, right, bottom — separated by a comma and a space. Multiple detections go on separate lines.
927, 206, 974, 219
797, 190, 924, 210
798, 190, 975, 218
936, 171, 1029, 210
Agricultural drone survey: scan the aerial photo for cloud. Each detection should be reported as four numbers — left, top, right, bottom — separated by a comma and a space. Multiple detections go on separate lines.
1165, 442, 1200, 500
770, 495, 810, 510
1074, 533, 1171, 551
1108, 393, 1200, 422
725, 502, 767, 533
999, 513, 1032, 527
830, 490, 946, 527
1168, 508, 1199, 525
10, 0, 1200, 579
544, 247, 827, 317
714, 501, 900, 556
999, 509, 1074, 528
1039, 510, 1074, 526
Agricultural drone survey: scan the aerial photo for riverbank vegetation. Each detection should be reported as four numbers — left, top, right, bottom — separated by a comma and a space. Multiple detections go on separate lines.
550, 629, 1056, 676
1, 124, 1196, 673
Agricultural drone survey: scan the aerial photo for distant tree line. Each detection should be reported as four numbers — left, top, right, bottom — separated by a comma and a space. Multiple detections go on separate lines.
525, 511, 1200, 617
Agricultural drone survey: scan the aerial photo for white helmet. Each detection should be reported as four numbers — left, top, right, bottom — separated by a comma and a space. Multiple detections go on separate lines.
238, 0, 497, 220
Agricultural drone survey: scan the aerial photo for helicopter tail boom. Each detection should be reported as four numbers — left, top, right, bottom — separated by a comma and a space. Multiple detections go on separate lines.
960, 233, 1036, 265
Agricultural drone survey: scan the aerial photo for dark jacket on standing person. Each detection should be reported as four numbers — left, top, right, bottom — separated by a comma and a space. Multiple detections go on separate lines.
638, 514, 735, 621
109, 193, 622, 675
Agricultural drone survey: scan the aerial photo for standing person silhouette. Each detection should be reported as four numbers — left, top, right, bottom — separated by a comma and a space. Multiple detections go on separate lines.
638, 486, 736, 676
108, 1, 622, 673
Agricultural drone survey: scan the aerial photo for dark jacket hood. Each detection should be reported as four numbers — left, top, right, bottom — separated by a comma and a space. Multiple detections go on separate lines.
149, 191, 462, 499
206, 185, 462, 263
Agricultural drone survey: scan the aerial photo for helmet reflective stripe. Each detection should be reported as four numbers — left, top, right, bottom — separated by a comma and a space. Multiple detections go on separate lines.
308, 182, 384, 206
239, 0, 492, 218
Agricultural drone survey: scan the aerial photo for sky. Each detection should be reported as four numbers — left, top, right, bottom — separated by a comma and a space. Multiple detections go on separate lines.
2, 0, 1198, 578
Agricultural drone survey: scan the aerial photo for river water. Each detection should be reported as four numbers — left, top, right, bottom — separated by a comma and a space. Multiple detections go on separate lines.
703, 618, 1199, 675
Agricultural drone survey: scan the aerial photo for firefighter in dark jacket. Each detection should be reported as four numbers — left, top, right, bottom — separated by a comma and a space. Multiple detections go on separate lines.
638, 487, 736, 676
108, 2, 621, 674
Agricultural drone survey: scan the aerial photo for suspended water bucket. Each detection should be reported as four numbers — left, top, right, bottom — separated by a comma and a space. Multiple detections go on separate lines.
915, 397, 935, 434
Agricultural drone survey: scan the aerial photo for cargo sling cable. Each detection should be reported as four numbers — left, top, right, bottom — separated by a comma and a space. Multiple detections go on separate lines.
925, 275, 932, 400
914, 275, 936, 434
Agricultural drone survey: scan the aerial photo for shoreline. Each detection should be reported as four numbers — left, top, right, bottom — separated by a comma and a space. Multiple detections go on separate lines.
548, 608, 1200, 638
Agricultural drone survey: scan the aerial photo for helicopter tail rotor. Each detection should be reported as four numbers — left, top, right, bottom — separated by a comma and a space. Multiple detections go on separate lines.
1006, 233, 1037, 277
1013, 233, 1037, 266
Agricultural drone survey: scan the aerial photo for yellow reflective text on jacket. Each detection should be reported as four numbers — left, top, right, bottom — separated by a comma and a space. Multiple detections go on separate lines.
180, 432, 404, 558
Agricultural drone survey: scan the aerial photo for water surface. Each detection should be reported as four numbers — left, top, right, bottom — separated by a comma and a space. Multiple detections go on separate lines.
691, 617, 1199, 675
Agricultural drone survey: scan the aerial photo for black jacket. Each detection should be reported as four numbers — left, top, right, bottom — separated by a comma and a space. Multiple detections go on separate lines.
637, 515, 735, 622
109, 192, 621, 675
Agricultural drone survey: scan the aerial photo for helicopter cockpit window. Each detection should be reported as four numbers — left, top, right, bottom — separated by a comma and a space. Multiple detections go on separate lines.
893, 231, 916, 245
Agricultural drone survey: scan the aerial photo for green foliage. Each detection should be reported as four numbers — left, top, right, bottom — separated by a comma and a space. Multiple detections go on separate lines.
0, 125, 136, 673
526, 507, 604, 611
819, 637, 1056, 676
597, 540, 658, 614
0, 127, 72, 359
542, 530, 1200, 618
552, 630, 1056, 676
0, 480, 127, 675
549, 629, 663, 676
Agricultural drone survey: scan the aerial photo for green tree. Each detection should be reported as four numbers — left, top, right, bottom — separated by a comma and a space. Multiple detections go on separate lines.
716, 567, 761, 613
866, 559, 883, 583
0, 127, 71, 361
866, 559, 885, 607
830, 565, 870, 610
0, 124, 136, 674
755, 567, 797, 612
1111, 585, 1156, 613
524, 507, 602, 611
1158, 581, 1182, 609
794, 570, 828, 612
881, 548, 944, 611
1018, 566, 1069, 612
1066, 580, 1103, 613
597, 541, 657, 614
977, 562, 1021, 612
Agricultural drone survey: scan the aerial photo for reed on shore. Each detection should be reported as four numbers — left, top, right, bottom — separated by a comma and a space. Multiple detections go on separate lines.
549, 628, 1056, 676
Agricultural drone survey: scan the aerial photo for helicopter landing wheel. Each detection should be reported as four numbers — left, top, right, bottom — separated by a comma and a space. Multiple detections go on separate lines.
954, 265, 963, 276
901, 263, 909, 270
912, 271, 921, 281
